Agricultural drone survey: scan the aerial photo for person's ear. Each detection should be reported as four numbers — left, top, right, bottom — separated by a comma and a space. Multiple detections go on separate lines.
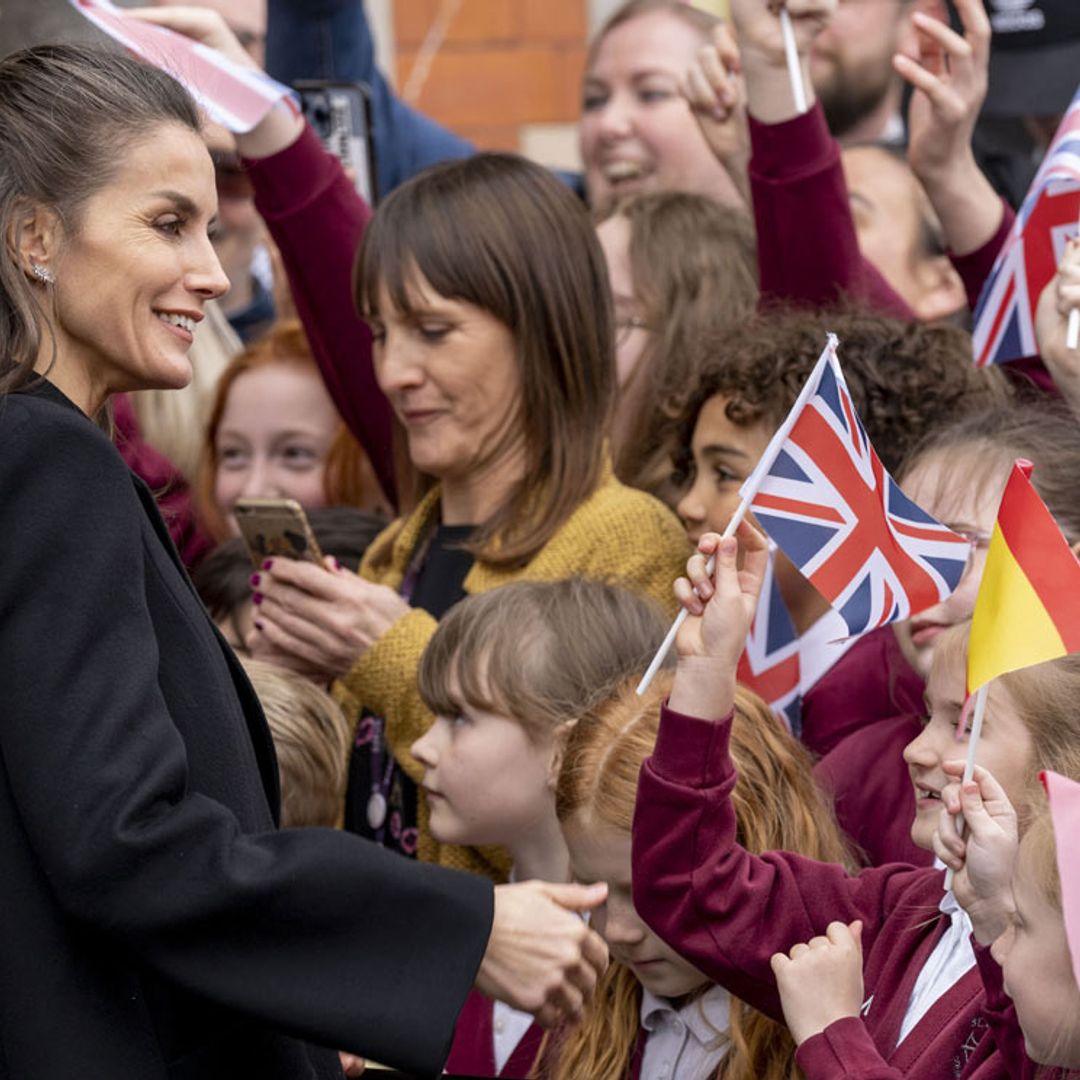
911, 254, 966, 323
8, 199, 61, 283
546, 721, 576, 790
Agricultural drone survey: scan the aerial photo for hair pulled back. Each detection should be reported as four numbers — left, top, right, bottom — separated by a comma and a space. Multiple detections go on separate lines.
0, 43, 200, 391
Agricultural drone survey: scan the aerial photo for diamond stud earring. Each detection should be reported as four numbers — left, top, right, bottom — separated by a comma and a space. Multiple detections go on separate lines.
30, 262, 54, 285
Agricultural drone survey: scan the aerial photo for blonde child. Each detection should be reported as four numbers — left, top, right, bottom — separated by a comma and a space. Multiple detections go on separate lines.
409, 578, 668, 1078
240, 658, 352, 828
543, 674, 851, 1079
632, 526, 1080, 1079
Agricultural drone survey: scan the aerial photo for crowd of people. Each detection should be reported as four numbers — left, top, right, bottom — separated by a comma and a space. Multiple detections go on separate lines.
3, 0, 1080, 1077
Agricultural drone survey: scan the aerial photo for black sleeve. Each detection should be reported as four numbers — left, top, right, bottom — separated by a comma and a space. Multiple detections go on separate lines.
0, 399, 492, 1075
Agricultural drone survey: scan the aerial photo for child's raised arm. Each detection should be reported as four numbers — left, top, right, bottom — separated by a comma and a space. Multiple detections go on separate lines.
633, 526, 932, 1024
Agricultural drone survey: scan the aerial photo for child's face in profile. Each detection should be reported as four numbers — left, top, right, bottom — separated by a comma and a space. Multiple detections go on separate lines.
676, 395, 772, 547
894, 450, 1002, 680
410, 672, 556, 850
992, 835, 1080, 1068
902, 643, 1034, 852
562, 814, 710, 1000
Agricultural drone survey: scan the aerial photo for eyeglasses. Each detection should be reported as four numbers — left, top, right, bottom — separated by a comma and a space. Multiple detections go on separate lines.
614, 315, 651, 346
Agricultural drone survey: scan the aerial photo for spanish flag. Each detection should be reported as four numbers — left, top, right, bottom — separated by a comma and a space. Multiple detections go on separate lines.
967, 460, 1080, 693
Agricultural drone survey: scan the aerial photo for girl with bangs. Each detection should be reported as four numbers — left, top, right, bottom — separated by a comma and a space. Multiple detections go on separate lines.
544, 674, 851, 1080
408, 578, 669, 1078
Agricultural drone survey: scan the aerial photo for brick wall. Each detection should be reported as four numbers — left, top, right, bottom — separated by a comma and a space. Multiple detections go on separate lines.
392, 0, 588, 155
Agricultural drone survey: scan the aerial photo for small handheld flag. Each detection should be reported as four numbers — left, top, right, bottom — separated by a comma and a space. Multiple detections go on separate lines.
69, 0, 295, 133
1041, 770, 1080, 992
967, 460, 1080, 694
736, 547, 801, 736
944, 461, 1080, 891
739, 343, 970, 638
972, 85, 1080, 367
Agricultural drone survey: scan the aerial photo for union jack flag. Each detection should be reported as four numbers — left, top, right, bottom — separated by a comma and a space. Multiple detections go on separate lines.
972, 85, 1080, 367
740, 339, 971, 637
737, 546, 801, 737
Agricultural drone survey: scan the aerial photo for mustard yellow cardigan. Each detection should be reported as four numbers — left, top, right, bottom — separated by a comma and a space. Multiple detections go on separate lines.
338, 464, 689, 879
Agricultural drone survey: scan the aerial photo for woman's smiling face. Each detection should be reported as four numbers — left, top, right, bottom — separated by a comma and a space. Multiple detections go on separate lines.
579, 10, 741, 212
45, 122, 229, 412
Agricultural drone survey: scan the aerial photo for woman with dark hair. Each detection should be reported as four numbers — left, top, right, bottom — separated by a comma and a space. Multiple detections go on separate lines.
132, 7, 690, 883
0, 40, 608, 1080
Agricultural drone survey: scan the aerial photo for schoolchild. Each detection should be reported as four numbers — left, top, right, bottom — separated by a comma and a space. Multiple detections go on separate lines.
411, 579, 667, 1078
631, 524, 1074, 1078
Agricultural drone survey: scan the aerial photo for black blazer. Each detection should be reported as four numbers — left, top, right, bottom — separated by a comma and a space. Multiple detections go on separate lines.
0, 382, 492, 1080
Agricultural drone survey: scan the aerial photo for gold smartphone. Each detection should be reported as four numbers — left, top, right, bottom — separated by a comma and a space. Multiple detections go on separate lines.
233, 498, 324, 567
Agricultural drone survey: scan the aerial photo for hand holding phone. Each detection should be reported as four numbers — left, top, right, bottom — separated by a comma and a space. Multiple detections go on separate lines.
234, 498, 324, 568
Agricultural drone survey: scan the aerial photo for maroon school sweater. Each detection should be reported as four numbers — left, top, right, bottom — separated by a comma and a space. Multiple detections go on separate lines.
632, 703, 1035, 1080
444, 989, 543, 1078
815, 713, 931, 868
800, 627, 924, 758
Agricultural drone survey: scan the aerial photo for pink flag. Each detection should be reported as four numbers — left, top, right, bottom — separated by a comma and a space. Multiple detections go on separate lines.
1041, 770, 1080, 988
69, 0, 294, 133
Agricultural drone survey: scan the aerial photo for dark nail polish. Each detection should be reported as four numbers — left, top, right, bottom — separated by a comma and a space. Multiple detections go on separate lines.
249, 573, 261, 587
262, 559, 273, 570
252, 592, 263, 605
254, 620, 264, 631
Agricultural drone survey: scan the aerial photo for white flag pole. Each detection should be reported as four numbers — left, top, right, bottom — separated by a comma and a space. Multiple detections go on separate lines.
1067, 307, 1080, 351
635, 335, 838, 696
943, 682, 989, 893
779, 9, 809, 115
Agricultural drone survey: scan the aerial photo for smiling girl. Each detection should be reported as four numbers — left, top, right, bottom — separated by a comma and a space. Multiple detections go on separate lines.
817, 400, 1080, 867
195, 319, 388, 540
631, 525, 1080, 1078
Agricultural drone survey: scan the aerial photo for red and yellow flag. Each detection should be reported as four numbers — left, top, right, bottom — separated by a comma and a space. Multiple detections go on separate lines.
967, 460, 1080, 693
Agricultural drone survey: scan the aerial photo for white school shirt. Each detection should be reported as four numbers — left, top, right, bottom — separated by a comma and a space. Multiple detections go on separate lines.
491, 999, 536, 1074
896, 875, 977, 1046
639, 985, 730, 1080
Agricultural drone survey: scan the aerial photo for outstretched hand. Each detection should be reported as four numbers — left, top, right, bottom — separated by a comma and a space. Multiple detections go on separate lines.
1036, 235, 1080, 421
476, 881, 609, 1029
932, 761, 1018, 945
727, 0, 836, 124
125, 6, 303, 158
682, 25, 750, 205
126, 6, 256, 69
893, 0, 1003, 257
896, 0, 990, 184
669, 522, 769, 719
771, 920, 865, 1046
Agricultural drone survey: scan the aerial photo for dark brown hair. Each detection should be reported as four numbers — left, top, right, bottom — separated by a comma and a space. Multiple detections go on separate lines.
418, 578, 666, 743
195, 319, 384, 541
546, 673, 851, 1080
597, 192, 758, 504
675, 304, 1011, 481
356, 153, 615, 569
0, 44, 201, 391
